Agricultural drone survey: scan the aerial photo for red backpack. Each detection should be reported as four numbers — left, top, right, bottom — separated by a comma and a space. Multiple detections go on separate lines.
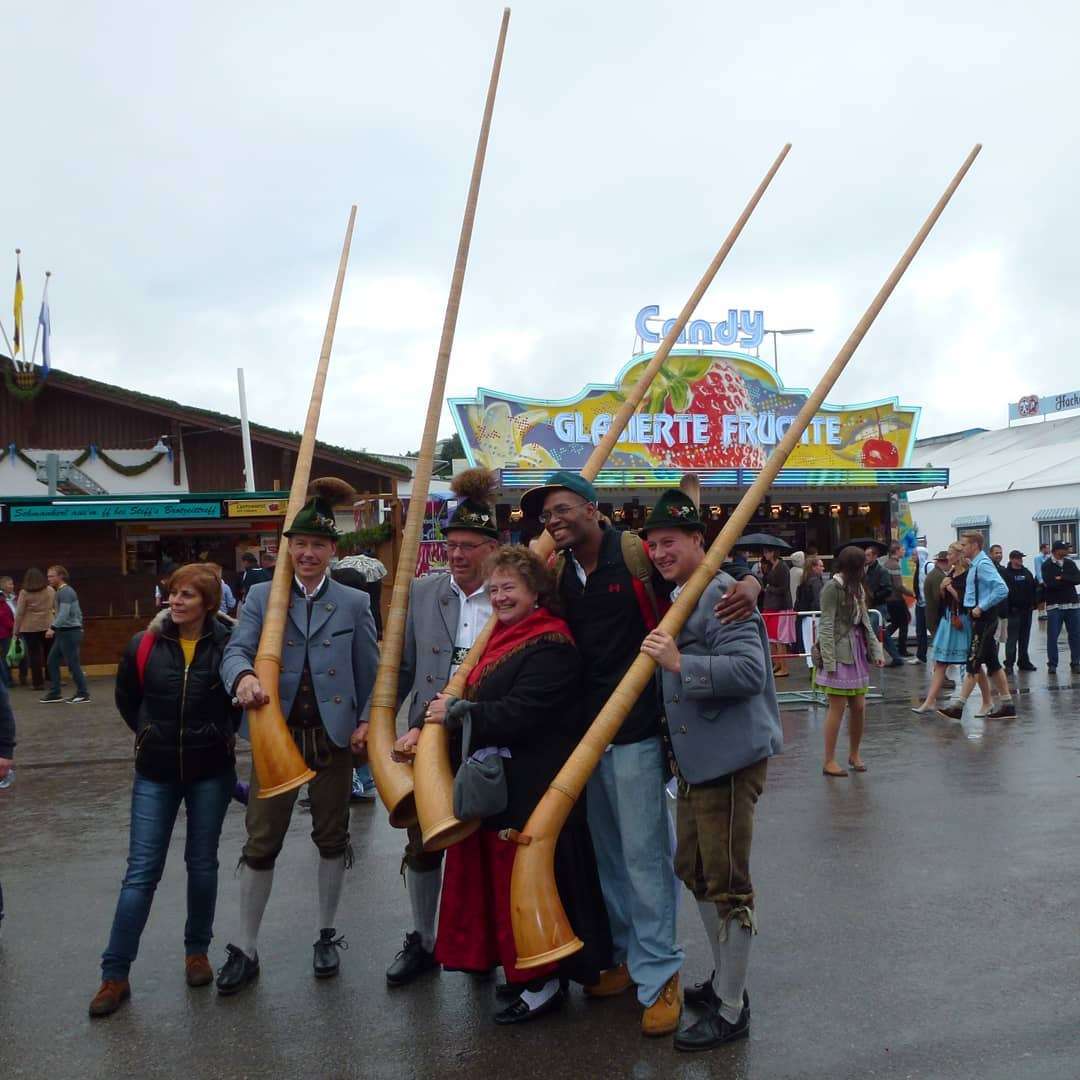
135, 632, 157, 688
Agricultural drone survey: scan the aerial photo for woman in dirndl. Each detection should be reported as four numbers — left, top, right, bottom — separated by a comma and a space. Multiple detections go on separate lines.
425, 545, 611, 1025
816, 545, 886, 777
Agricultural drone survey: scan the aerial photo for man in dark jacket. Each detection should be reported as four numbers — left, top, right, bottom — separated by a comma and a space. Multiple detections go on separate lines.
864, 545, 902, 664
1002, 550, 1037, 672
0, 680, 14, 936
519, 470, 760, 1039
1041, 540, 1080, 673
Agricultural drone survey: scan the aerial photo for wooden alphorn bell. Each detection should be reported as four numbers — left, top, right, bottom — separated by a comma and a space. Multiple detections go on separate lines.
415, 144, 794, 850
249, 206, 357, 798
510, 145, 983, 966
368, 9, 512, 828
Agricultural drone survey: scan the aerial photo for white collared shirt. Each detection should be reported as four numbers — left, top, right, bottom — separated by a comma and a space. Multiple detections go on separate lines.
449, 578, 493, 675
294, 573, 328, 600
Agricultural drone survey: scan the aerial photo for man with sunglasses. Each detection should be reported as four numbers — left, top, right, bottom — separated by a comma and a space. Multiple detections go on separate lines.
384, 468, 500, 987
520, 471, 760, 1038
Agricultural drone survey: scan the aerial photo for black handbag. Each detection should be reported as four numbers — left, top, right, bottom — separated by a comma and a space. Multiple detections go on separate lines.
452, 705, 508, 822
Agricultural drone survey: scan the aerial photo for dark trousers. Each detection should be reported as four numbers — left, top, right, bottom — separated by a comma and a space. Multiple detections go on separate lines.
47, 628, 89, 696
914, 605, 928, 662
886, 600, 910, 654
0, 637, 11, 687
1005, 609, 1033, 666
21, 631, 48, 688
1046, 607, 1080, 667
101, 770, 234, 980
877, 608, 901, 661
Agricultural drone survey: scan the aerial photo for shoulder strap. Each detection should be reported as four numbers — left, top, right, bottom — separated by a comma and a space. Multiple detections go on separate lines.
135, 632, 157, 689
620, 531, 663, 630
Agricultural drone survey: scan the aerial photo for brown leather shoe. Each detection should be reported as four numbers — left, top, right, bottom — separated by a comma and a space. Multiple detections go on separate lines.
641, 973, 682, 1037
584, 962, 633, 998
89, 979, 131, 1018
185, 954, 214, 987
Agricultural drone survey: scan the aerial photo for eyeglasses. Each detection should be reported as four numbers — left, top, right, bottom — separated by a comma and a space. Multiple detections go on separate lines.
445, 540, 491, 553
539, 499, 592, 524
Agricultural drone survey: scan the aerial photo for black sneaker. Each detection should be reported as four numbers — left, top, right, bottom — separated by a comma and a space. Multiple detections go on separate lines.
987, 702, 1016, 718
1018, 662, 1037, 672
216, 944, 259, 995
313, 928, 347, 978
39, 692, 63, 703
67, 693, 91, 704
674, 1000, 750, 1051
386, 931, 439, 986
937, 704, 964, 720
1047, 665, 1057, 673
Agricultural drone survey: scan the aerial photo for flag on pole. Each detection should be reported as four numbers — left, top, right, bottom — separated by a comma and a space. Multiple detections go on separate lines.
12, 253, 24, 358
38, 294, 51, 373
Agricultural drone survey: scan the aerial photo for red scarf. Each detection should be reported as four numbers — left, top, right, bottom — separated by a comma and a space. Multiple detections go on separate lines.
466, 607, 574, 689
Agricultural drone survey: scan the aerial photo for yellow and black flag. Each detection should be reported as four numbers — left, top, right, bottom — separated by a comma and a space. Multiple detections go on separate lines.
12, 250, 24, 357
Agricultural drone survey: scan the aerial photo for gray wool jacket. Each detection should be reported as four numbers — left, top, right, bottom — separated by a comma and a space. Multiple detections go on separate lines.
659, 571, 783, 785
221, 577, 379, 749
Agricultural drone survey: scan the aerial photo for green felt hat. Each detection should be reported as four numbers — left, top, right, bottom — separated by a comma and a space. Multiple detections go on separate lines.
640, 488, 706, 536
283, 477, 354, 540
446, 467, 500, 539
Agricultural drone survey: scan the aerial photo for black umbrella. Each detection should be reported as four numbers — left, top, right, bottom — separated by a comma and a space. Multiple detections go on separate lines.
838, 537, 887, 556
734, 532, 793, 552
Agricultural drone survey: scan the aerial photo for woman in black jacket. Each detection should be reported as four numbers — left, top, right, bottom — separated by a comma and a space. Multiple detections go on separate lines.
426, 546, 612, 1025
89, 564, 240, 1018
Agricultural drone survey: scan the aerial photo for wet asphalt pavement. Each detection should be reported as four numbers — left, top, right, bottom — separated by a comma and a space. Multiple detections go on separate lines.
1, 629, 1078, 1080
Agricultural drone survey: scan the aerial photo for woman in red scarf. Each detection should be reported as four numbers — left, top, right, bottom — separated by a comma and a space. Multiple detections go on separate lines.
425, 545, 612, 1024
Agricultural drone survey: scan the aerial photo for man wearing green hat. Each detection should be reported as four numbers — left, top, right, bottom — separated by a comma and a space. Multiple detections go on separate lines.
639, 489, 782, 1052
520, 471, 760, 1038
217, 481, 379, 996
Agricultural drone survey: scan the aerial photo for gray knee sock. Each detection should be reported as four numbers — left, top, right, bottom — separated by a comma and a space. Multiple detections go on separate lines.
407, 866, 441, 952
318, 855, 346, 932
240, 866, 274, 960
697, 899, 722, 986
716, 922, 753, 1024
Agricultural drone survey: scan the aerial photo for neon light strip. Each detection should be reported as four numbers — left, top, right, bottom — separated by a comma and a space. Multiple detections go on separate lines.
498, 468, 949, 489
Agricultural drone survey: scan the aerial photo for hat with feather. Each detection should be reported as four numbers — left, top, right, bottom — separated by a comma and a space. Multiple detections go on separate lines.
446, 468, 500, 540
283, 477, 356, 540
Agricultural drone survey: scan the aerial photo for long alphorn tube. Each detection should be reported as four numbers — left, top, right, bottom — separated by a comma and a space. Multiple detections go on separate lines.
251, 206, 357, 798
511, 144, 983, 965
416, 144, 793, 850
368, 8, 512, 828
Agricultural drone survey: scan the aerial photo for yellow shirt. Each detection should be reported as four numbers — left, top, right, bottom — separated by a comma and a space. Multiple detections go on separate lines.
179, 637, 197, 669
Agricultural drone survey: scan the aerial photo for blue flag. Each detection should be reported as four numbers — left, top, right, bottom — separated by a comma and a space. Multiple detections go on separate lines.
38, 296, 50, 373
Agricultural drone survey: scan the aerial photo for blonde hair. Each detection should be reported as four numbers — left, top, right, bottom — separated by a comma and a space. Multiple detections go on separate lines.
960, 531, 985, 549
947, 541, 970, 573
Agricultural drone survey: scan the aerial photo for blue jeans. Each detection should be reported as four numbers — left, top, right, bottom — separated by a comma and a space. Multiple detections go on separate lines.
1045, 607, 1080, 667
46, 628, 88, 696
586, 735, 683, 1006
0, 637, 11, 687
101, 770, 234, 980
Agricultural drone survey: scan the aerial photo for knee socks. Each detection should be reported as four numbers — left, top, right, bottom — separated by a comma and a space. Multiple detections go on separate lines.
697, 899, 721, 986
407, 866, 441, 952
716, 923, 753, 1025
239, 865, 274, 960
318, 855, 346, 933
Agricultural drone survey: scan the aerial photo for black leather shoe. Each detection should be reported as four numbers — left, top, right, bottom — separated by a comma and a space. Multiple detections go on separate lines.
1018, 662, 1037, 672
684, 975, 750, 1015
386, 932, 439, 986
313, 929, 347, 978
674, 1001, 750, 1051
493, 986, 566, 1025
216, 944, 259, 996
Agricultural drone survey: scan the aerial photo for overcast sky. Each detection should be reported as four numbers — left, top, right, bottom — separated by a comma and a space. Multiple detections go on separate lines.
5, 2, 1076, 455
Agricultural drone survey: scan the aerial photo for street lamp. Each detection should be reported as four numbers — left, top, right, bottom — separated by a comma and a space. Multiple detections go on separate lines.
761, 327, 814, 379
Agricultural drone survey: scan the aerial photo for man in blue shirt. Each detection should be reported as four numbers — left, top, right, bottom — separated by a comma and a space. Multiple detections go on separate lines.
939, 533, 1014, 719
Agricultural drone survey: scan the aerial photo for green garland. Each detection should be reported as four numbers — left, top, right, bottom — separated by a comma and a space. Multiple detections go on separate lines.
3, 360, 47, 401
3, 445, 165, 476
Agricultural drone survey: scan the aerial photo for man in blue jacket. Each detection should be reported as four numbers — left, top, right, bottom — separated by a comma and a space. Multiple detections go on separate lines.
216, 482, 379, 995
639, 489, 782, 1053
939, 532, 1014, 719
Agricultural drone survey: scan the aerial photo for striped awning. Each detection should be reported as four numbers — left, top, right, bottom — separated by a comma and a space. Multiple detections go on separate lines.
1032, 507, 1079, 522
951, 514, 990, 528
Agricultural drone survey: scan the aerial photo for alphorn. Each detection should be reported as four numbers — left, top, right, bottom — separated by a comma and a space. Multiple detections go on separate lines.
250, 206, 357, 798
511, 144, 983, 965
415, 144, 793, 850
368, 8, 512, 828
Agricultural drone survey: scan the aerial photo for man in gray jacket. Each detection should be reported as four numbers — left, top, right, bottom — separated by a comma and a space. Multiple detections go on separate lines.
384, 468, 499, 986
216, 483, 379, 996
41, 565, 90, 704
639, 489, 782, 1054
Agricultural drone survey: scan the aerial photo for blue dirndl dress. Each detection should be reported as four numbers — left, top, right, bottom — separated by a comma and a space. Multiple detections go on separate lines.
932, 569, 972, 664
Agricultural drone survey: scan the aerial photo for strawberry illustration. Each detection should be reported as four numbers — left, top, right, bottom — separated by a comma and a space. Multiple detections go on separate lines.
637, 357, 766, 469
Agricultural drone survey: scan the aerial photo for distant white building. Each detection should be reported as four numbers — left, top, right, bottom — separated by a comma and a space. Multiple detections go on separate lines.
908, 416, 1080, 562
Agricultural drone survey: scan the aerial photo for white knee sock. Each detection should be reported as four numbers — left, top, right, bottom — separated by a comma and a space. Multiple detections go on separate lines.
716, 924, 753, 1024
407, 866, 441, 952
519, 977, 560, 1010
697, 899, 722, 986
318, 855, 346, 933
240, 866, 274, 960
